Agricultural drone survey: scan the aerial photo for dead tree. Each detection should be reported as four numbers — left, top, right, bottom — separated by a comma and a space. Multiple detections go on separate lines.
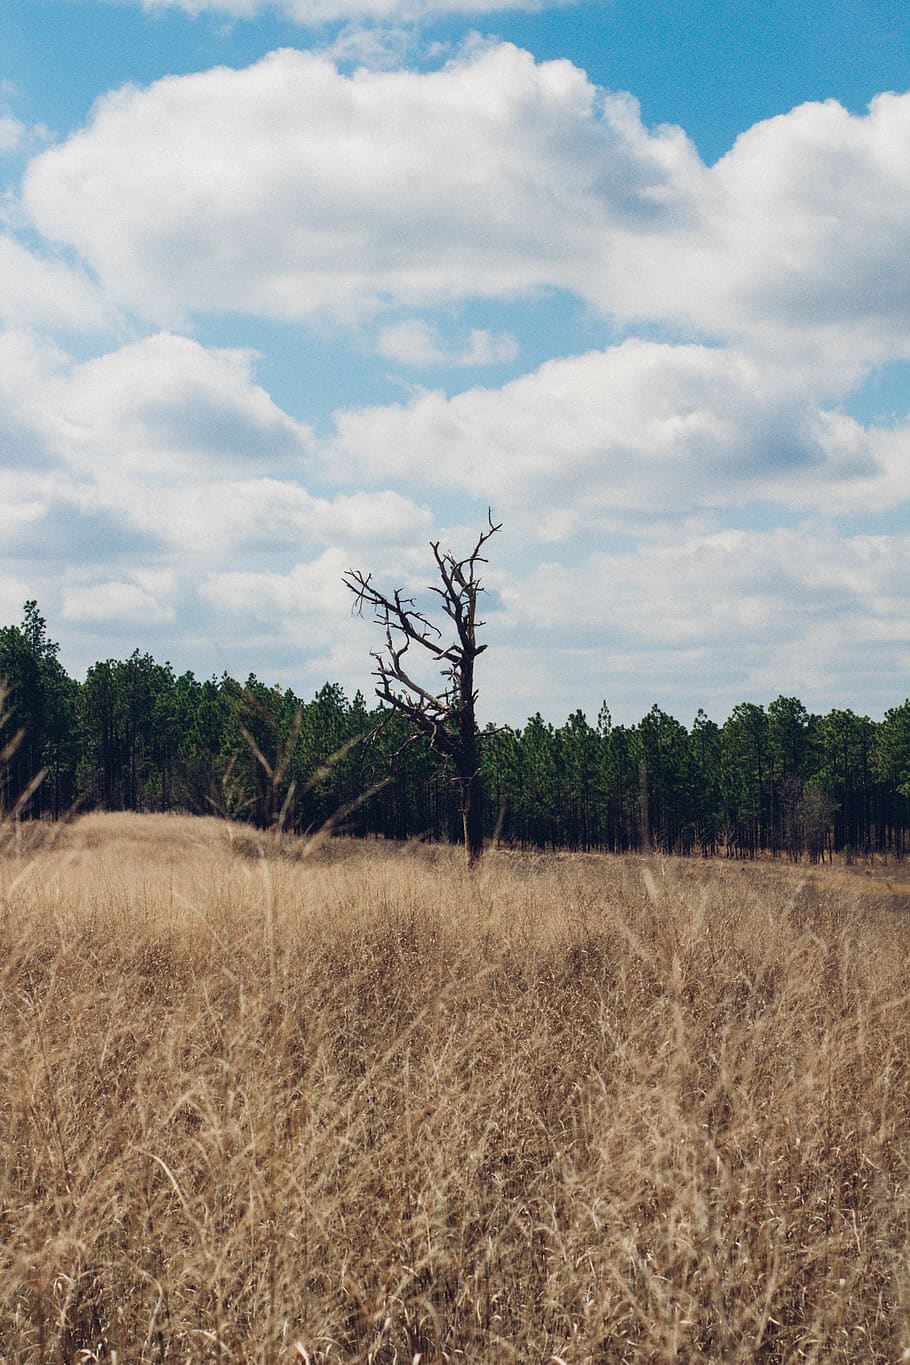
343, 512, 501, 866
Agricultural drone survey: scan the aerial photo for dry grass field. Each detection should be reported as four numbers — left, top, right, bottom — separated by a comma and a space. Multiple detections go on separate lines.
1, 812, 908, 1363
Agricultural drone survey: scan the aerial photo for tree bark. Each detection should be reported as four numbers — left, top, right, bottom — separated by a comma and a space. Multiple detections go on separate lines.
459, 730, 484, 865
343, 512, 500, 867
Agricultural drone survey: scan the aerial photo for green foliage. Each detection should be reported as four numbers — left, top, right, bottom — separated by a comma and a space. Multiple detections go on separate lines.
635, 704, 694, 853
1, 602, 909, 858
78, 651, 183, 811
0, 602, 78, 817
874, 700, 910, 797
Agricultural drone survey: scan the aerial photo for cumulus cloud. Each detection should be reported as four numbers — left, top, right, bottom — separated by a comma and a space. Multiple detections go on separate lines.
22, 44, 910, 370
24, 44, 614, 327
499, 529, 908, 642
376, 319, 448, 366
0, 328, 320, 580
0, 573, 33, 626
61, 577, 177, 625
21, 44, 703, 327
135, 480, 432, 555
183, 517, 910, 724
0, 326, 433, 569
619, 91, 910, 367
0, 234, 119, 332
43, 332, 312, 477
482, 527, 910, 723
0, 310, 905, 717
198, 529, 497, 697
0, 117, 25, 153
376, 318, 518, 367
0, 330, 69, 469
325, 339, 910, 532
313, 22, 417, 69
7, 34, 910, 717
201, 546, 351, 619
136, 0, 556, 22
458, 328, 520, 367
0, 320, 441, 691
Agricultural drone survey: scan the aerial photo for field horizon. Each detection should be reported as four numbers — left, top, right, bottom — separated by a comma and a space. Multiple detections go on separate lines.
1, 811, 908, 1362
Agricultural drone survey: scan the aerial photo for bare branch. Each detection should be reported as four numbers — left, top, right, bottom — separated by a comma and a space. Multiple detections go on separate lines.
342, 513, 501, 865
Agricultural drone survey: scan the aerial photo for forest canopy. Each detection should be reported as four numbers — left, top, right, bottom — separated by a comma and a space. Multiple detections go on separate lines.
1, 603, 909, 861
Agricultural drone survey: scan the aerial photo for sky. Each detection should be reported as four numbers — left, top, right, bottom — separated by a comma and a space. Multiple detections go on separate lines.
1, 0, 909, 728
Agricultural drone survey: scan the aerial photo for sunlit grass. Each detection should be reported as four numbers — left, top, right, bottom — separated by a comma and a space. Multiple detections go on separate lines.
1, 813, 908, 1362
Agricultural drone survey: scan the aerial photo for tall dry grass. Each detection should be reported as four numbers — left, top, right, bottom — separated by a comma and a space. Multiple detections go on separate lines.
1, 812, 908, 1363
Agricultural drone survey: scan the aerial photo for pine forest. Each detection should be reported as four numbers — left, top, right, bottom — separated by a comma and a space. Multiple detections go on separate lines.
3, 602, 909, 862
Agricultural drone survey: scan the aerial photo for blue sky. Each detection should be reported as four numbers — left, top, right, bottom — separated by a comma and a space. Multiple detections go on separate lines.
0, 0, 908, 726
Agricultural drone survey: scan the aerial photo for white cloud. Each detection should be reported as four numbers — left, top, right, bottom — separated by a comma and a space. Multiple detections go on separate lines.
197, 528, 498, 697
458, 328, 519, 367
47, 331, 312, 476
0, 117, 25, 153
198, 544, 403, 688
201, 546, 352, 619
22, 45, 694, 326
139, 0, 263, 13
0, 234, 119, 332
622, 91, 910, 368
314, 22, 418, 69
0, 326, 434, 569
132, 479, 432, 554
0, 320, 440, 694
22, 44, 910, 372
0, 307, 906, 720
188, 518, 910, 724
376, 319, 447, 366
61, 578, 177, 625
136, 0, 556, 22
481, 527, 910, 723
0, 574, 33, 627
326, 339, 910, 532
376, 318, 517, 367
0, 330, 79, 473
499, 529, 910, 643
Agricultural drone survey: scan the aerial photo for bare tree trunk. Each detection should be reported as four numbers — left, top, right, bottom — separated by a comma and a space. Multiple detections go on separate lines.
458, 728, 483, 865
458, 644, 483, 864
344, 512, 500, 868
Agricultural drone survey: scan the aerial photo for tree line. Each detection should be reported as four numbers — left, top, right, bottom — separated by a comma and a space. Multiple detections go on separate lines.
2, 601, 909, 861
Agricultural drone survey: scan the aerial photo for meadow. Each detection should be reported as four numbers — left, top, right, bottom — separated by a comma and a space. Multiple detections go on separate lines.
1, 812, 908, 1363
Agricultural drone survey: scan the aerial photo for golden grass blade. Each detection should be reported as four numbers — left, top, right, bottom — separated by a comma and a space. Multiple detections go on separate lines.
2, 811, 908, 1362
